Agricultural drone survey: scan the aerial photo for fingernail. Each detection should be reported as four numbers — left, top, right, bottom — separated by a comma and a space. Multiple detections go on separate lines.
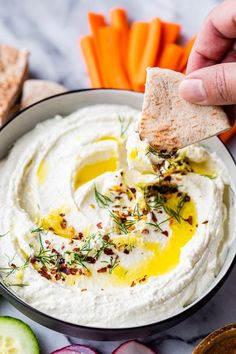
179, 79, 207, 103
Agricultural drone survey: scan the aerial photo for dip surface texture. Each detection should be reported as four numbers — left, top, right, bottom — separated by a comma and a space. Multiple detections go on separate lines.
0, 104, 231, 328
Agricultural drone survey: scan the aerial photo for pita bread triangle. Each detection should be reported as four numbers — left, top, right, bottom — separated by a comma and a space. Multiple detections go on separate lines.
139, 68, 231, 152
0, 45, 29, 125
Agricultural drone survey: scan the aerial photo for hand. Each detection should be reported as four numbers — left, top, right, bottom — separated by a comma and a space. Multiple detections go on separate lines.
179, 0, 236, 120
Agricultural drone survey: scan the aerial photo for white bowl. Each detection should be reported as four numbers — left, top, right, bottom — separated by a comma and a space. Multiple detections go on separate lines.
0, 89, 235, 340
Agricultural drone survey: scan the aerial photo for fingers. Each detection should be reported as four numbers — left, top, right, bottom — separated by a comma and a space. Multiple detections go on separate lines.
187, 0, 236, 73
179, 62, 236, 105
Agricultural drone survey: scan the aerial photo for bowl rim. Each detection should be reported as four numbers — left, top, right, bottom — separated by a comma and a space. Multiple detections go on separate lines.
0, 88, 236, 333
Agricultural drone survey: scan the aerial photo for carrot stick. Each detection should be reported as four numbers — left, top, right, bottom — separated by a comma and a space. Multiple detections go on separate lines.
156, 21, 181, 65
98, 27, 131, 89
88, 12, 108, 87
178, 35, 196, 72
110, 8, 129, 32
158, 43, 184, 70
80, 36, 102, 88
136, 18, 162, 90
110, 8, 129, 72
219, 122, 236, 143
128, 22, 149, 90
88, 12, 106, 35
161, 22, 181, 47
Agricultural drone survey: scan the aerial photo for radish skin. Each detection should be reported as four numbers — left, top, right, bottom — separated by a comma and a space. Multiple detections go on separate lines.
112, 340, 157, 354
50, 344, 98, 354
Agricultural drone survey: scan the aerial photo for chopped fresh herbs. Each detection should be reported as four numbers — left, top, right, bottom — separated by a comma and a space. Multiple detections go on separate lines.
118, 115, 133, 138
146, 220, 167, 232
2, 280, 28, 288
146, 146, 175, 159
0, 231, 9, 238
109, 210, 136, 234
31, 226, 45, 234
102, 255, 120, 274
0, 254, 29, 288
94, 186, 113, 208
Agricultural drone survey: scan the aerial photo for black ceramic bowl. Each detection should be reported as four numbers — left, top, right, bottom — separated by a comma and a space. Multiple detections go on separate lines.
0, 89, 235, 341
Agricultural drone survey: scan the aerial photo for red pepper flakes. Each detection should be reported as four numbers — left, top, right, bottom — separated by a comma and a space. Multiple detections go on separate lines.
59, 213, 65, 217
70, 268, 78, 275
30, 257, 37, 264
86, 256, 96, 264
73, 247, 80, 252
81, 288, 87, 292
39, 266, 51, 280
184, 195, 191, 202
202, 220, 209, 224
139, 275, 147, 283
60, 219, 67, 229
73, 232, 83, 240
141, 229, 149, 235
185, 216, 193, 225
103, 235, 110, 241
97, 267, 108, 273
151, 212, 157, 222
130, 281, 136, 287
162, 230, 169, 237
96, 222, 103, 229
104, 248, 114, 256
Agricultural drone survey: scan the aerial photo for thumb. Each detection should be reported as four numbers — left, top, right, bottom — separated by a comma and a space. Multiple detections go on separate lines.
179, 63, 236, 105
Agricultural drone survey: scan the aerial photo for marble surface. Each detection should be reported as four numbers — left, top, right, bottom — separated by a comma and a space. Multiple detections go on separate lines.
1, 0, 236, 353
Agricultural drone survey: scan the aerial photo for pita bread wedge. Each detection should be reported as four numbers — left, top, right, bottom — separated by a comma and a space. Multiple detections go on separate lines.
21, 79, 67, 109
0, 45, 29, 125
139, 68, 231, 152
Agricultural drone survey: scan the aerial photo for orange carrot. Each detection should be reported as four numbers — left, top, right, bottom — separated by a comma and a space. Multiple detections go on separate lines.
98, 27, 131, 89
158, 43, 184, 70
110, 8, 129, 32
178, 35, 196, 72
161, 22, 181, 47
219, 122, 236, 143
110, 8, 129, 72
80, 36, 102, 88
128, 22, 149, 90
88, 12, 106, 35
88, 12, 108, 87
136, 18, 162, 90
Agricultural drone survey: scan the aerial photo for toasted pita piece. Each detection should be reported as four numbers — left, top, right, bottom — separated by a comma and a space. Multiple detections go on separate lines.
0, 45, 29, 125
139, 68, 231, 152
21, 79, 67, 109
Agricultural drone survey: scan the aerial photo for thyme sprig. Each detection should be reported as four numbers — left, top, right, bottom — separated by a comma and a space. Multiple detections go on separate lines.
109, 210, 136, 234
118, 115, 133, 138
0, 254, 29, 288
102, 255, 120, 274
94, 186, 113, 208
147, 192, 187, 224
0, 231, 9, 238
146, 146, 175, 159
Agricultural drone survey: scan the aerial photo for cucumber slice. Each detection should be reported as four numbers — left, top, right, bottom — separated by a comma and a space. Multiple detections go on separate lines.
0, 316, 40, 354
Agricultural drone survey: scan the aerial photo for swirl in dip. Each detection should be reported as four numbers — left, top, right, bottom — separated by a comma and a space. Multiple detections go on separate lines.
0, 104, 231, 327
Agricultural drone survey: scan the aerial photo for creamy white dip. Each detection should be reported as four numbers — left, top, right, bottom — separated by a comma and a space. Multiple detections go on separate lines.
0, 104, 232, 327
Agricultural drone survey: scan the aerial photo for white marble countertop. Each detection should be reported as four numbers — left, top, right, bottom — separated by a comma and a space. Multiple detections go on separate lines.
1, 0, 236, 353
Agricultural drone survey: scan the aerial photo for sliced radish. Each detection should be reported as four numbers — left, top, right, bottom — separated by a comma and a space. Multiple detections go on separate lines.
50, 344, 98, 354
112, 340, 157, 354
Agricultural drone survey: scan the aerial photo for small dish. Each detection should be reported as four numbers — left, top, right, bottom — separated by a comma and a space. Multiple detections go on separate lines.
193, 323, 236, 353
